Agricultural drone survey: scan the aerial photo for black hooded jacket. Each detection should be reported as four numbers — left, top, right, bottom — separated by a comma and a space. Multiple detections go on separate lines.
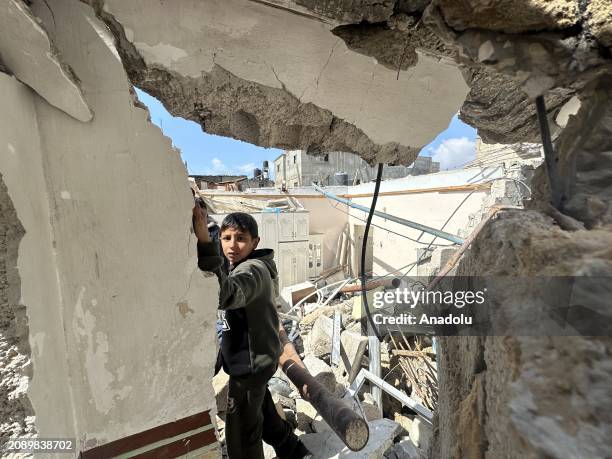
197, 242, 281, 377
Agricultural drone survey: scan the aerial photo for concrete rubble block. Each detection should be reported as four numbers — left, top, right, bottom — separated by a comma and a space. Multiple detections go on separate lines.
263, 441, 277, 459
587, 0, 612, 48
303, 355, 337, 393
213, 369, 230, 413
361, 393, 383, 421
352, 286, 385, 320
300, 418, 403, 459
407, 411, 433, 452
0, 0, 92, 121
296, 398, 317, 433
96, 0, 469, 164
338, 330, 369, 383
437, 0, 579, 33
306, 315, 334, 358
384, 438, 423, 459
301, 305, 335, 328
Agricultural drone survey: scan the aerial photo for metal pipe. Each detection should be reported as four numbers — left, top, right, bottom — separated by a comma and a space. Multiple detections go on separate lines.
348, 369, 433, 424
535, 96, 565, 210
279, 329, 369, 451
312, 184, 464, 244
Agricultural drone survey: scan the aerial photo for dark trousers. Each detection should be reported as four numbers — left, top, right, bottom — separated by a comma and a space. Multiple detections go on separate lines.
226, 369, 300, 459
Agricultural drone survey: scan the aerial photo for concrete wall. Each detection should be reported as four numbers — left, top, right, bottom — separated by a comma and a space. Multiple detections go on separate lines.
0, 0, 219, 451
350, 191, 486, 276
97, 0, 468, 163
347, 170, 492, 277
0, 74, 72, 441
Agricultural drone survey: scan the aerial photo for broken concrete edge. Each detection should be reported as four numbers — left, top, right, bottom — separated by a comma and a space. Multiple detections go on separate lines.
0, 171, 36, 439
424, 2, 612, 96
3, 0, 93, 122
81, 0, 422, 166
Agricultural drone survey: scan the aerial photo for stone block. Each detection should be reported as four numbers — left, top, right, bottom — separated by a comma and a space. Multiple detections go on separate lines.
296, 398, 317, 432
352, 287, 384, 320
339, 329, 369, 382
300, 418, 402, 459
304, 354, 337, 393
385, 438, 422, 459
306, 315, 334, 358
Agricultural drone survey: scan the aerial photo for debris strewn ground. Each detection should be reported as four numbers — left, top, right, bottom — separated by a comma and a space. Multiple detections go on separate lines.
214, 275, 438, 458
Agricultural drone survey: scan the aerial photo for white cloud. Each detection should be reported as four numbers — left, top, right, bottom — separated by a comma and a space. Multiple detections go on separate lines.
431, 137, 476, 170
236, 162, 257, 175
211, 157, 225, 171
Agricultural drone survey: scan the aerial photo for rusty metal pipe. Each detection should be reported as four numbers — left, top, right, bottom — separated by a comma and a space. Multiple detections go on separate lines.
279, 329, 369, 451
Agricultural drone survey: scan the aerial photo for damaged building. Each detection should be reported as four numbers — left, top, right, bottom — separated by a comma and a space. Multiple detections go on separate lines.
1, 0, 611, 458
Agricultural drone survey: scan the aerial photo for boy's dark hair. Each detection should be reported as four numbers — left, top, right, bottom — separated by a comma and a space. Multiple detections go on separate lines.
220, 212, 259, 239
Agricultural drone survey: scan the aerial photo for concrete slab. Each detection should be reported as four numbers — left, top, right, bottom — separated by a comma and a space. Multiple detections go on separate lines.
303, 355, 337, 394
307, 315, 334, 358
0, 0, 92, 121
99, 0, 468, 162
300, 418, 402, 458
339, 330, 368, 382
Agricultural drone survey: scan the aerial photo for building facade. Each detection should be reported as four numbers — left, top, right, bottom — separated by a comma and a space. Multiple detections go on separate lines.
273, 150, 439, 188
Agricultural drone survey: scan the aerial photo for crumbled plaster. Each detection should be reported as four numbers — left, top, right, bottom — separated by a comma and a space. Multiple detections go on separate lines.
434, 209, 612, 458
0, 0, 92, 122
0, 172, 36, 444
331, 15, 456, 72
424, 0, 612, 99
459, 67, 571, 143
586, 0, 612, 48
83, 0, 470, 164
437, 0, 580, 33
84, 4, 422, 164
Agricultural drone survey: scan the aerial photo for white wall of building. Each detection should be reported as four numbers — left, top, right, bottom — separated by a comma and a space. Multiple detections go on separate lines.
0, 0, 218, 449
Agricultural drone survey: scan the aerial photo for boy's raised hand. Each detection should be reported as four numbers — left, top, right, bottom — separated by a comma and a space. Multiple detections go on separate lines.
192, 203, 210, 243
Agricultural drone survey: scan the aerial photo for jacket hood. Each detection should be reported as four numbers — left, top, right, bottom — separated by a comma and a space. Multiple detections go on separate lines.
244, 248, 277, 280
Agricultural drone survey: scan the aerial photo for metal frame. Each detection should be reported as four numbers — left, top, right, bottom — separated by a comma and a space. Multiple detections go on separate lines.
347, 369, 434, 424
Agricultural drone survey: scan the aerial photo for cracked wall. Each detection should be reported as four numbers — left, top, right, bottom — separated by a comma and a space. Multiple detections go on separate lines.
0, 171, 33, 444
0, 0, 220, 450
85, 0, 469, 165
422, 1, 612, 457
1, 0, 611, 456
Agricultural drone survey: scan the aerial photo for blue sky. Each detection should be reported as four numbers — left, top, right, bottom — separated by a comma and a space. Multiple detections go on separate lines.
135, 88, 477, 174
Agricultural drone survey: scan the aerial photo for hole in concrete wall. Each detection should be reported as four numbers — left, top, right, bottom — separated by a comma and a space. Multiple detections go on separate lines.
135, 88, 281, 183
0, 172, 36, 442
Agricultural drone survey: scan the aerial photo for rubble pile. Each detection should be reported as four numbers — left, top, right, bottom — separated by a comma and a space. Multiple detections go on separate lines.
213, 276, 439, 458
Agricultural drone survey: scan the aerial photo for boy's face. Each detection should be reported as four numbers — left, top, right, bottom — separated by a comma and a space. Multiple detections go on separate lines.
220, 227, 260, 265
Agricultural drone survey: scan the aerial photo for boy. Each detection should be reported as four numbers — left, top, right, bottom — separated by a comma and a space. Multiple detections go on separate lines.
193, 206, 310, 459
